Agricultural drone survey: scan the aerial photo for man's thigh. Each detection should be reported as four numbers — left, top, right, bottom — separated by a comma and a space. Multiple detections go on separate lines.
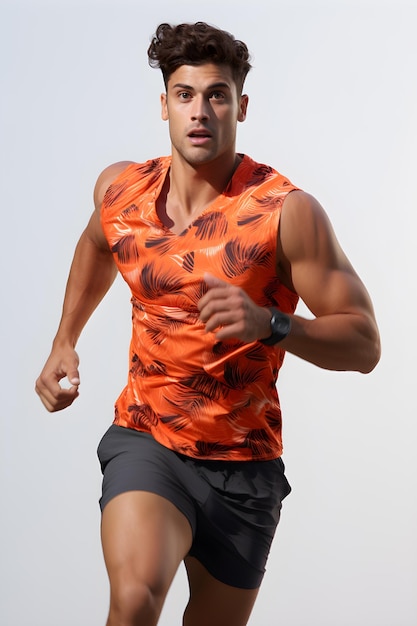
101, 491, 193, 597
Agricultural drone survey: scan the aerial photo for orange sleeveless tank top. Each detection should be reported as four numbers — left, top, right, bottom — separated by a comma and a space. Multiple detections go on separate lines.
100, 155, 299, 460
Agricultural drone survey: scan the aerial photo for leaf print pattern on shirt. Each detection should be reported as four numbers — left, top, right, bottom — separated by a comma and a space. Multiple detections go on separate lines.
221, 239, 271, 278
243, 429, 272, 457
245, 164, 274, 187
193, 212, 228, 240
137, 158, 165, 186
182, 251, 195, 273
103, 181, 129, 207
111, 235, 140, 264
130, 354, 167, 377
140, 262, 185, 300
128, 403, 159, 429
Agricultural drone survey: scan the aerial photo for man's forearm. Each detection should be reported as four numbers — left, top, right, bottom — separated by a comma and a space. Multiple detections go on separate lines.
280, 311, 381, 374
53, 230, 118, 348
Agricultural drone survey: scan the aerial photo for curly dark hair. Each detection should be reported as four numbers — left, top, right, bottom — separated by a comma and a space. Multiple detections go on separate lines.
147, 22, 252, 94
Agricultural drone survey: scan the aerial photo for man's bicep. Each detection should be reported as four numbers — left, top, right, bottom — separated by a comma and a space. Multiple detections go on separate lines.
78, 205, 112, 253
279, 190, 373, 318
291, 259, 372, 319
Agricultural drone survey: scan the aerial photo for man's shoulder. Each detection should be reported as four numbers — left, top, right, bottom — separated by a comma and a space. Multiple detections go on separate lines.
93, 161, 135, 209
93, 157, 170, 210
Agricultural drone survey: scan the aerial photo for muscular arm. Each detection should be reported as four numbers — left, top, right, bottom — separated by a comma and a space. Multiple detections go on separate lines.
199, 190, 380, 374
35, 161, 132, 411
276, 191, 381, 373
54, 212, 117, 348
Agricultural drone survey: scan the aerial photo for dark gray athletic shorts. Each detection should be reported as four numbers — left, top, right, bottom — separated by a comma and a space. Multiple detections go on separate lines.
97, 425, 291, 589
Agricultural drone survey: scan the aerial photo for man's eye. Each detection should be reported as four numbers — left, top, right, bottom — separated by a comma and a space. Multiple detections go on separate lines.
179, 92, 191, 100
210, 92, 225, 100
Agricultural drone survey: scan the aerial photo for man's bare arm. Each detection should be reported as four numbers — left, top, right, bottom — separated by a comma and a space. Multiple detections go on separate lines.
35, 161, 132, 411
277, 190, 381, 373
198, 190, 380, 374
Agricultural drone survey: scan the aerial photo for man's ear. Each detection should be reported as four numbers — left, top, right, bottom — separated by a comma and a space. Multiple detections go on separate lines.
161, 93, 168, 121
238, 94, 249, 122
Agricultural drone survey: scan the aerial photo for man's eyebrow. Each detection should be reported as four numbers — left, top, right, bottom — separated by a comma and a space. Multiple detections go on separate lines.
207, 82, 232, 90
172, 83, 194, 91
171, 82, 232, 91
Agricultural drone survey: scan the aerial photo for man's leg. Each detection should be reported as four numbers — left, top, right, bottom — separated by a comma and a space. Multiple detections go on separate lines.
101, 491, 193, 626
182, 557, 259, 626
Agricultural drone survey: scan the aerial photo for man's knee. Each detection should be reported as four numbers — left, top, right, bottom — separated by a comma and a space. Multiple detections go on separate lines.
108, 578, 163, 626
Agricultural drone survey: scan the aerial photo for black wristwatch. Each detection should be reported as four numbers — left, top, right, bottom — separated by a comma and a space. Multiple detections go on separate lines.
259, 307, 291, 346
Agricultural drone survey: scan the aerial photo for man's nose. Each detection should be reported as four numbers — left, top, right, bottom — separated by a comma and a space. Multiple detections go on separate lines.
191, 95, 210, 121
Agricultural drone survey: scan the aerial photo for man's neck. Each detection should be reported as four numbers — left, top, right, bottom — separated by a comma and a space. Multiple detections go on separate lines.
167, 151, 241, 218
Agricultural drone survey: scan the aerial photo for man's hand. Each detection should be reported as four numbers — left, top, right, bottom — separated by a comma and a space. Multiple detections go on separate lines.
35, 347, 80, 412
198, 273, 272, 342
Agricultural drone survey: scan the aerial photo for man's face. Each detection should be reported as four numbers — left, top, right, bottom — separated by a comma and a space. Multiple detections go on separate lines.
161, 63, 248, 167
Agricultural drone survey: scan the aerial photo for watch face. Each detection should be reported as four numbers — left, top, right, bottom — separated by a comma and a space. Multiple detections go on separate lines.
269, 308, 291, 343
271, 312, 280, 333
260, 308, 291, 346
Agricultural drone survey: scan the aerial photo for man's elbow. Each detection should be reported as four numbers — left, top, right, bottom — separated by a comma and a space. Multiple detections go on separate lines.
358, 331, 381, 374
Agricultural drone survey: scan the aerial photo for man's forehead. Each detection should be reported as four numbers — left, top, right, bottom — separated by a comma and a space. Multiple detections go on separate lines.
167, 63, 235, 89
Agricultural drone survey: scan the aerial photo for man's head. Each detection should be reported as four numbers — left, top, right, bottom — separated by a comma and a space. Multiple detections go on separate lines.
148, 22, 252, 96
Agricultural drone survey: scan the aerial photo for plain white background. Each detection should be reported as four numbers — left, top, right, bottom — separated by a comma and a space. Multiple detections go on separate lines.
1, 0, 416, 624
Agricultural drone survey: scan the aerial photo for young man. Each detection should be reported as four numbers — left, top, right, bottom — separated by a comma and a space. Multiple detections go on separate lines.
35, 22, 380, 626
